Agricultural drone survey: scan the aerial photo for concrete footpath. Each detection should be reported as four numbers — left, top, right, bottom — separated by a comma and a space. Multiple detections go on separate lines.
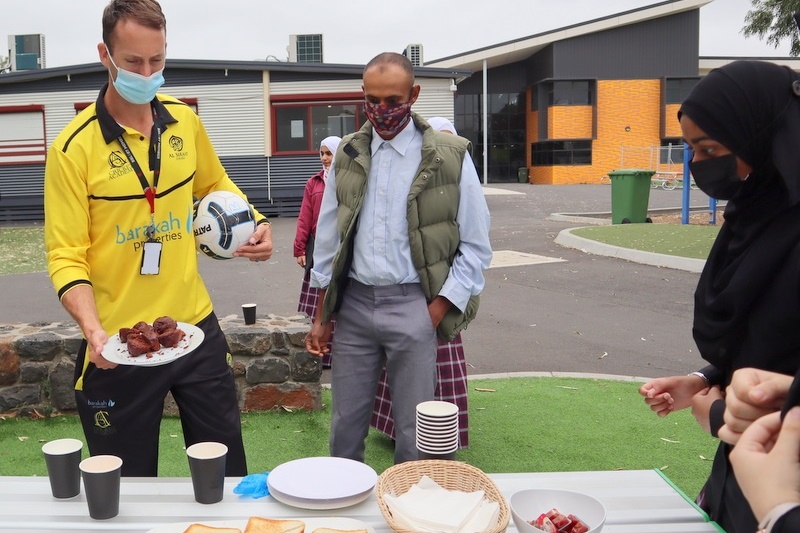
2, 183, 716, 381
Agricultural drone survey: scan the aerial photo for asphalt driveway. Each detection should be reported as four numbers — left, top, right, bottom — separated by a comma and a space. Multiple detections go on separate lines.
2, 183, 715, 380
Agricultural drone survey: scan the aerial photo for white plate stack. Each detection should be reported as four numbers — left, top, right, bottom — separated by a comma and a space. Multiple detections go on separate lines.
416, 400, 459, 459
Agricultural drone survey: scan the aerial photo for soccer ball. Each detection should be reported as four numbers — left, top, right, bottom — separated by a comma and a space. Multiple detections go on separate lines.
192, 190, 255, 260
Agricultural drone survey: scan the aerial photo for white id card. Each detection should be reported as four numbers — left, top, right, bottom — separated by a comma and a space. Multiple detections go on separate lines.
140, 241, 162, 275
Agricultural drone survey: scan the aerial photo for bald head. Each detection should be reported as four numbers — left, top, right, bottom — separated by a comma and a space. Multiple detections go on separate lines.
364, 52, 415, 85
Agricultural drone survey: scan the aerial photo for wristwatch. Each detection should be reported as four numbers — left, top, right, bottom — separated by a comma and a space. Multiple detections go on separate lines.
688, 371, 710, 387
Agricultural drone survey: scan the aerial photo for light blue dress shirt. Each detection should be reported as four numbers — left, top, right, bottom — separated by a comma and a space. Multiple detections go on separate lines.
310, 120, 492, 313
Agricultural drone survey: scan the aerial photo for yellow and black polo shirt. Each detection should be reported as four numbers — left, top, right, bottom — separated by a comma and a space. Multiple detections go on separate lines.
45, 83, 265, 336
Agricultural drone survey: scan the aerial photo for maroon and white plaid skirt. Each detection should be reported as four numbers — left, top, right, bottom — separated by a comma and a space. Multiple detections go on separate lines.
370, 334, 469, 448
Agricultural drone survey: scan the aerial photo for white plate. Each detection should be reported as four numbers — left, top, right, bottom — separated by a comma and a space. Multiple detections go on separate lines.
102, 322, 204, 367
267, 457, 377, 509
269, 485, 374, 510
146, 516, 375, 533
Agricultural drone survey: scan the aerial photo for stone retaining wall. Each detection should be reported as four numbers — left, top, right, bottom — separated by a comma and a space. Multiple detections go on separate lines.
0, 314, 319, 416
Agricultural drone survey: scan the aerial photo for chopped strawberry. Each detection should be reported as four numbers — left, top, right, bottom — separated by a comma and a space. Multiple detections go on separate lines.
566, 515, 590, 533
529, 513, 558, 533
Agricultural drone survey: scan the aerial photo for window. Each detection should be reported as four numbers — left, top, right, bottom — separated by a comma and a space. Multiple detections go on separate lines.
455, 91, 526, 181
273, 99, 364, 154
549, 80, 593, 106
531, 140, 592, 166
0, 105, 46, 165
665, 78, 698, 104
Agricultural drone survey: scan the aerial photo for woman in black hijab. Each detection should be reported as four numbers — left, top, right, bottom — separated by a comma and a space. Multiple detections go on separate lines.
639, 60, 800, 533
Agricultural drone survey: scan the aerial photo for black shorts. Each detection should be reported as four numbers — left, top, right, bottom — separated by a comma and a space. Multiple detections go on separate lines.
74, 312, 247, 477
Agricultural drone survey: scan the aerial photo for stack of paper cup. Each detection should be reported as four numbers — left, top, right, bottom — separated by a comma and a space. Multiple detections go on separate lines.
416, 400, 459, 460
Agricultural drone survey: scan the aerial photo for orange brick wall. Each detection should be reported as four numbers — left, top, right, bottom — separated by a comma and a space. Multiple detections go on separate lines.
548, 106, 593, 139
664, 103, 682, 138
525, 79, 668, 185
591, 79, 662, 183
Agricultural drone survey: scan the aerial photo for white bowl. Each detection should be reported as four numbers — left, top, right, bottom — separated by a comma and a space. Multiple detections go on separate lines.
510, 489, 605, 533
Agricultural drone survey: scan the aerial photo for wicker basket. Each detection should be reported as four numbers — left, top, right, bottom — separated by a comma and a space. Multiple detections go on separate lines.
376, 460, 510, 533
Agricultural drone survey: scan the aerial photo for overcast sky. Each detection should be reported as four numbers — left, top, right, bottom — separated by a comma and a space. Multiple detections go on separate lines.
2, 0, 794, 69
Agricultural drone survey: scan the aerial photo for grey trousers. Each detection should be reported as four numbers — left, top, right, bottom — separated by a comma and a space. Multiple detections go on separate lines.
330, 280, 437, 463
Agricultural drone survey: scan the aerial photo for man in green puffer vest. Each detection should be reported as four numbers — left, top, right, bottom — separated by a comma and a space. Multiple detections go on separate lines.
305, 52, 492, 464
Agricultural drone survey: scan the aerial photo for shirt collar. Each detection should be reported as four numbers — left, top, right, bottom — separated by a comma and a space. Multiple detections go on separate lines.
370, 117, 418, 156
96, 83, 178, 145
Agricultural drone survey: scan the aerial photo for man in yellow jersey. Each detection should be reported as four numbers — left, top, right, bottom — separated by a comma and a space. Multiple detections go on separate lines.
44, 0, 272, 476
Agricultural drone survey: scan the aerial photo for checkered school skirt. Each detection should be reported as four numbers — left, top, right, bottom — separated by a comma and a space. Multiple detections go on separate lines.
297, 271, 333, 367
370, 334, 469, 448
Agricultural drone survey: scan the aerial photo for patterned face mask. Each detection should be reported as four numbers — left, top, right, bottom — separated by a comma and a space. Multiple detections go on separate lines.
363, 99, 413, 137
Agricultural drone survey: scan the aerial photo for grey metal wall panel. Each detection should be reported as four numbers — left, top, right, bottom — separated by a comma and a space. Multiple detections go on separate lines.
161, 69, 262, 86
0, 71, 107, 94
552, 11, 699, 79
527, 47, 555, 84
0, 164, 45, 196
456, 62, 527, 94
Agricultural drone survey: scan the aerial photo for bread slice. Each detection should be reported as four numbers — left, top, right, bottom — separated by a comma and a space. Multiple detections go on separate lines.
183, 524, 242, 533
243, 517, 304, 533
312, 528, 368, 533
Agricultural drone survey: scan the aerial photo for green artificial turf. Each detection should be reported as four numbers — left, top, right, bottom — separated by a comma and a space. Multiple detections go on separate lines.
570, 224, 720, 259
0, 377, 717, 498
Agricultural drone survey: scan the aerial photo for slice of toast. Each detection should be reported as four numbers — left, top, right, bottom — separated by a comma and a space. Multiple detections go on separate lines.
183, 524, 242, 533
243, 517, 304, 533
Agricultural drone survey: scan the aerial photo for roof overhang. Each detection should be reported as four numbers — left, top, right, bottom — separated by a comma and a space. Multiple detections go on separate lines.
0, 59, 471, 86
426, 0, 712, 71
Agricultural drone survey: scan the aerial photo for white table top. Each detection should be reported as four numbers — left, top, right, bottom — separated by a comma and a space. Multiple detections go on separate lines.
0, 469, 722, 532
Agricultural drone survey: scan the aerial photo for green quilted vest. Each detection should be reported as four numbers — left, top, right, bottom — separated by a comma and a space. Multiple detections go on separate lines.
322, 113, 480, 341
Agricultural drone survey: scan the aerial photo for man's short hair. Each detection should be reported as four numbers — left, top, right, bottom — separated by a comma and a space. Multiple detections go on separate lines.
364, 52, 415, 83
102, 0, 166, 52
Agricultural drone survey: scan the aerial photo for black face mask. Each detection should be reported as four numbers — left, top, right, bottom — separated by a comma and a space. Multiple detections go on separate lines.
689, 153, 746, 200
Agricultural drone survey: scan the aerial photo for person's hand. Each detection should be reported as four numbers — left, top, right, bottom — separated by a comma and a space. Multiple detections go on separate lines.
730, 408, 800, 522
234, 223, 273, 262
296, 255, 306, 268
719, 368, 793, 445
85, 328, 116, 370
427, 296, 452, 329
305, 321, 332, 356
639, 375, 708, 417
690, 385, 723, 434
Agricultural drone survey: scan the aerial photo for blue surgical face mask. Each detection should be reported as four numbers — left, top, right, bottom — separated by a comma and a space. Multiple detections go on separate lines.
107, 53, 165, 105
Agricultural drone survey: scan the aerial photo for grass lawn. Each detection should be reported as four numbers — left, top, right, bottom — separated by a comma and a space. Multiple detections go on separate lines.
570, 224, 719, 260
0, 377, 717, 499
0, 225, 46, 275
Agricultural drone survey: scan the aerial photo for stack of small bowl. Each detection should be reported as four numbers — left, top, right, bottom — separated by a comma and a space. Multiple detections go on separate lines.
415, 400, 459, 460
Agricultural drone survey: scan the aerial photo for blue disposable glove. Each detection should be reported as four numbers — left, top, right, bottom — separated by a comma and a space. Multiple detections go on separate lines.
233, 471, 270, 498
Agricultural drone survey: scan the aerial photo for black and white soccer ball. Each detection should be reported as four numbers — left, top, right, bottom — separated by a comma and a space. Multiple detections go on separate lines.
192, 191, 255, 260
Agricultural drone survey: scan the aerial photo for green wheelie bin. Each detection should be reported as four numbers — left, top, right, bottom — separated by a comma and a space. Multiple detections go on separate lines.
608, 169, 655, 224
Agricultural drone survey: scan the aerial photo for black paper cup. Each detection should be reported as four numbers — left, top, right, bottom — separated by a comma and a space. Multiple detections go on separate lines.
79, 455, 122, 520
242, 303, 257, 325
186, 442, 228, 504
42, 438, 83, 498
